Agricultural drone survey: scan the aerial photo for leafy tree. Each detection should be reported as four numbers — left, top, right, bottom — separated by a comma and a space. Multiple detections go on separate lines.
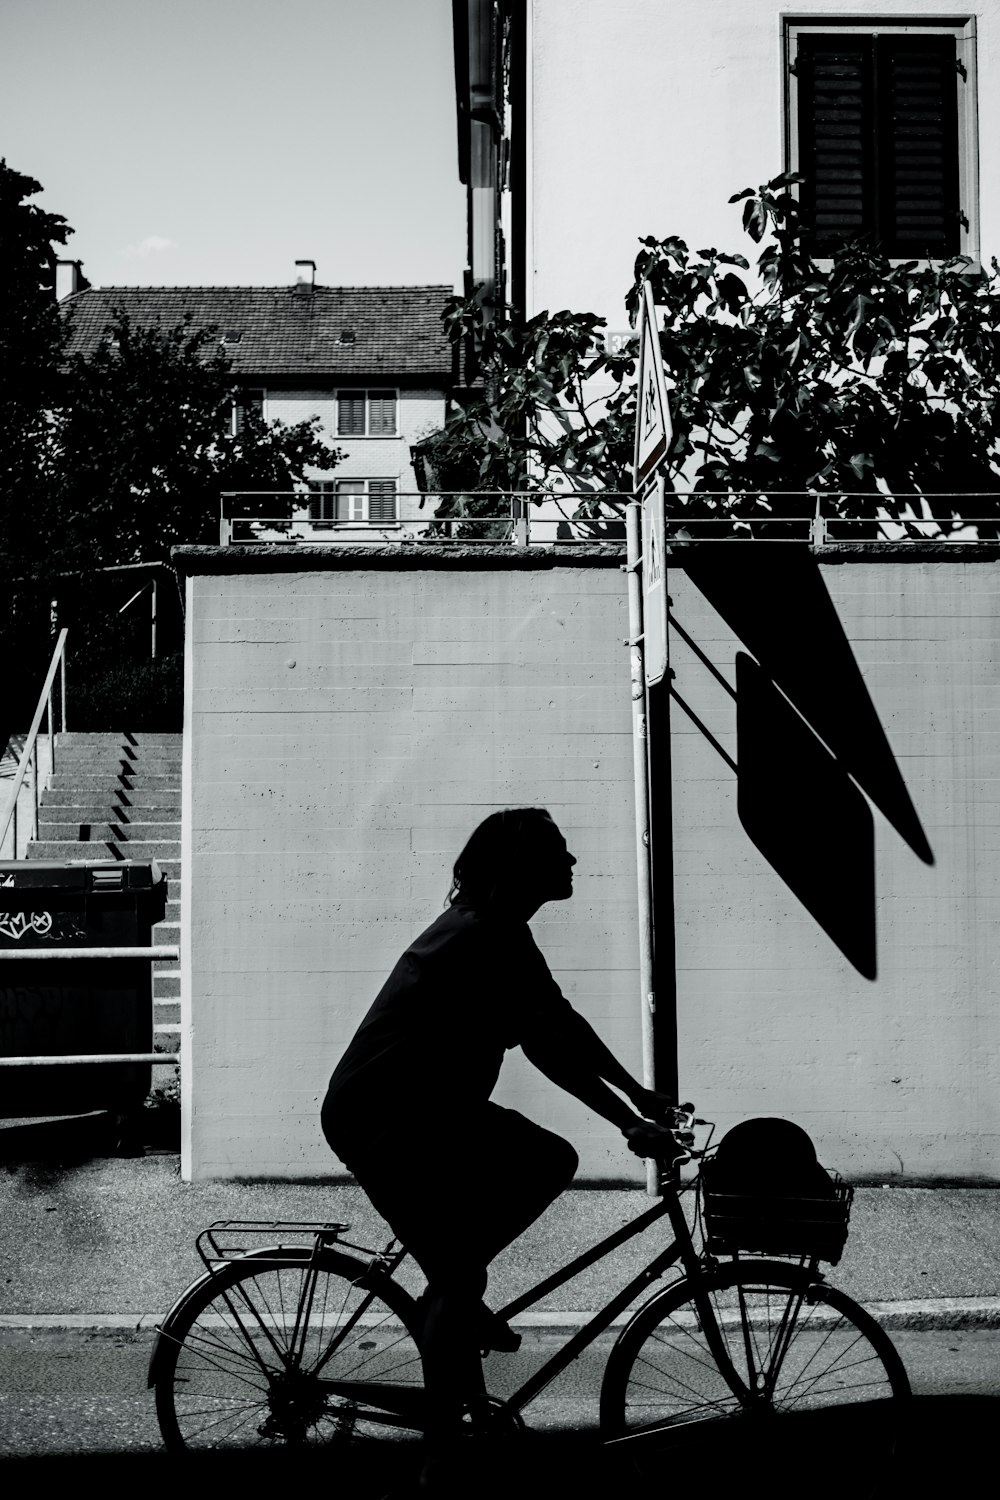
421, 173, 1000, 539
0, 160, 342, 724
0, 160, 76, 585
53, 310, 340, 569
414, 291, 633, 536
633, 173, 1000, 537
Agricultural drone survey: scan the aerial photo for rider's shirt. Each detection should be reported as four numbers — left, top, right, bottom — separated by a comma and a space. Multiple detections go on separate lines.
321, 902, 576, 1154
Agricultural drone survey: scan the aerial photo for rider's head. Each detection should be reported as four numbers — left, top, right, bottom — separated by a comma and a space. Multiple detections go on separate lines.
448, 808, 576, 916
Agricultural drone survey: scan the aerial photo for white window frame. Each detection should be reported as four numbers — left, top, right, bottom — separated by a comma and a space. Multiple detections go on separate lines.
335, 388, 399, 438
308, 478, 399, 526
784, 15, 979, 265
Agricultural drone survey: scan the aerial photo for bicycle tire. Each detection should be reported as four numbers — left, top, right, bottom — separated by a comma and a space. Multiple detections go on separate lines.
153, 1245, 425, 1452
599, 1260, 910, 1495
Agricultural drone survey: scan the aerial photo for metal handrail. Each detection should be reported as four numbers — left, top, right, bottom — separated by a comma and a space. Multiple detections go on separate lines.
0, 1053, 178, 1067
218, 490, 1000, 547
218, 489, 632, 546
0, 629, 68, 858
0, 946, 179, 961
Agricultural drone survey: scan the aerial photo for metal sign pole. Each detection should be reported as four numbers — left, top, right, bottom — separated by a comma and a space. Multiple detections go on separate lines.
629, 282, 677, 1194
625, 498, 658, 1195
645, 522, 679, 1121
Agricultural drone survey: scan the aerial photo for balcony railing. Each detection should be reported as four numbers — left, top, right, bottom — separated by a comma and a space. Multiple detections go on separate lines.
219, 491, 1000, 547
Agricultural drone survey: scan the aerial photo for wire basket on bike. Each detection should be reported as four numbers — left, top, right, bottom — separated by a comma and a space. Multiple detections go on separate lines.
696, 1119, 854, 1265
700, 1158, 853, 1265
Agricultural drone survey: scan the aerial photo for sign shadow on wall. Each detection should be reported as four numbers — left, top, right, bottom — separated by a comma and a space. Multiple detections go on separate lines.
675, 544, 934, 980
736, 652, 877, 978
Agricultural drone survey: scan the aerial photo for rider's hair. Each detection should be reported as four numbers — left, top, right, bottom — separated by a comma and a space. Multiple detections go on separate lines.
447, 807, 556, 908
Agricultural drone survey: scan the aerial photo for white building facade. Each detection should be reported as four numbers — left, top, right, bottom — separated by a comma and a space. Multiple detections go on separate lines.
456, 1, 998, 325
63, 277, 455, 541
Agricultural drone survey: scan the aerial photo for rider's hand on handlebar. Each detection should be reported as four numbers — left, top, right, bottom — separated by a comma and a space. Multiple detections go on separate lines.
622, 1118, 679, 1158
630, 1086, 677, 1123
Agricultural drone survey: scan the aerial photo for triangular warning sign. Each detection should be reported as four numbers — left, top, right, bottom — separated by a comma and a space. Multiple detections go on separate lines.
633, 280, 672, 489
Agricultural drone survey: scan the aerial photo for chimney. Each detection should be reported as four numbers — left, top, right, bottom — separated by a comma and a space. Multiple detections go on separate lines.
55, 260, 86, 300
294, 259, 316, 294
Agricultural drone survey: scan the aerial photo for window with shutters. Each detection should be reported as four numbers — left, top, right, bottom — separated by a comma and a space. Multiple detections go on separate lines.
308, 479, 397, 525
233, 388, 265, 435
336, 389, 398, 436
786, 19, 978, 261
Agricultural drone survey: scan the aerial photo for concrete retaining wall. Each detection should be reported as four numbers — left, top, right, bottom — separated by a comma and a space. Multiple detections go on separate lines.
178, 547, 641, 1180
668, 555, 1000, 1180
176, 545, 1000, 1183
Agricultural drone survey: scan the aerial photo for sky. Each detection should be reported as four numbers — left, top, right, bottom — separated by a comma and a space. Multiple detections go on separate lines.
0, 0, 465, 291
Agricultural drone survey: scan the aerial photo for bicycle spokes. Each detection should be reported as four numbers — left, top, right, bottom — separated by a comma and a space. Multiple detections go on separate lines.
161, 1259, 424, 1448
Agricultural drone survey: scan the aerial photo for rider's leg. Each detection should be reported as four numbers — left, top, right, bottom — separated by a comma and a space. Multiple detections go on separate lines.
417, 1267, 488, 1444
469, 1104, 579, 1265
323, 1112, 576, 1469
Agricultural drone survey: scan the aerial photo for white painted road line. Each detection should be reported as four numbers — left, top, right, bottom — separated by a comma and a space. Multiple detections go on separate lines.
1, 1298, 1000, 1332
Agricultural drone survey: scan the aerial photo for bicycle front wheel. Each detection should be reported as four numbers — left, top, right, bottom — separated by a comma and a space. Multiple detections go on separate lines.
600, 1261, 910, 1493
153, 1246, 425, 1452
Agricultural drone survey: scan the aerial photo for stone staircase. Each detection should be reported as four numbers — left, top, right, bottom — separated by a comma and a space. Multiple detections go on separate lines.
25, 731, 182, 1070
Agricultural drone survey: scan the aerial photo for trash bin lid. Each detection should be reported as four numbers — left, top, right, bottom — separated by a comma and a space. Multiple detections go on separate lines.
0, 860, 164, 891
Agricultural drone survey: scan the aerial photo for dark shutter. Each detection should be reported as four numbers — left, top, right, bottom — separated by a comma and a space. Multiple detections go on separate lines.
798, 36, 875, 252
308, 482, 336, 523
797, 31, 960, 257
368, 392, 397, 435
337, 391, 366, 436
877, 34, 959, 258
235, 388, 265, 435
368, 481, 397, 522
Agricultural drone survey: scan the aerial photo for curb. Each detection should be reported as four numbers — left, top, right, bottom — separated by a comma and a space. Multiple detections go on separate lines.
2, 1298, 999, 1333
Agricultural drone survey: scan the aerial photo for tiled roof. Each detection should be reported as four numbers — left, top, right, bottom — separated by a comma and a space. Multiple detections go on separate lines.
61, 284, 455, 379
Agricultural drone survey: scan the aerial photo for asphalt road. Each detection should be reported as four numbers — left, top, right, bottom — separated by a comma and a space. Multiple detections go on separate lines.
0, 1326, 997, 1498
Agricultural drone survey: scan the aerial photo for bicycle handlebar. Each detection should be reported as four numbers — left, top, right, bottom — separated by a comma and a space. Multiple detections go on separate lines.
651, 1102, 711, 1168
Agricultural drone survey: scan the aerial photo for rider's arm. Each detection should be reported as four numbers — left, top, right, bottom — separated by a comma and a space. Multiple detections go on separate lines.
510, 927, 675, 1149
526, 1005, 673, 1116
520, 1027, 642, 1130
561, 1010, 673, 1117
522, 1029, 676, 1156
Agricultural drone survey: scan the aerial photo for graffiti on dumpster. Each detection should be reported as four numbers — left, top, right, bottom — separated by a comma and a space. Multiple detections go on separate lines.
0, 912, 54, 942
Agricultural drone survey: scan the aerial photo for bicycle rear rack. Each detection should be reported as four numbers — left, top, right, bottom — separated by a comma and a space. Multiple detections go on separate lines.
193, 1219, 406, 1278
196, 1220, 352, 1271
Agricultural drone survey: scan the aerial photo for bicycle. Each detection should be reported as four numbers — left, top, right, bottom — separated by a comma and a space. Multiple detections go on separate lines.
148, 1106, 911, 1486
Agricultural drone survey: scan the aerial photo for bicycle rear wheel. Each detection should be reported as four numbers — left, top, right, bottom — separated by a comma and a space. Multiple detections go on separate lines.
599, 1260, 910, 1496
153, 1246, 425, 1452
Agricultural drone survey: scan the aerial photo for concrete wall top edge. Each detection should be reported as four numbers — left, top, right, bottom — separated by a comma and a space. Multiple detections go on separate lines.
172, 544, 628, 573
172, 541, 1000, 575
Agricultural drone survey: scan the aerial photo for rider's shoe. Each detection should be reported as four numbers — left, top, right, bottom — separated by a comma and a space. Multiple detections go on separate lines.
476, 1303, 521, 1353
413, 1293, 521, 1354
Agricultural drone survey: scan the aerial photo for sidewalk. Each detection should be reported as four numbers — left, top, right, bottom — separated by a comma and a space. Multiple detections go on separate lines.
0, 1139, 998, 1331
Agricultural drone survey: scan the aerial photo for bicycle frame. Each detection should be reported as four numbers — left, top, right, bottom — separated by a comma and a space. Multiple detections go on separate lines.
320, 1172, 756, 1423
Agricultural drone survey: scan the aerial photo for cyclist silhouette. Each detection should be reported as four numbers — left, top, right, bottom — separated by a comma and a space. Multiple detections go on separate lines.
321, 807, 675, 1480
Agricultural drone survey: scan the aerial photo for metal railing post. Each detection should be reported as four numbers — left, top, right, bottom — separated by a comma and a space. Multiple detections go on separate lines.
31, 738, 39, 843
47, 681, 55, 780
60, 643, 68, 734
0, 629, 69, 857
810, 494, 827, 546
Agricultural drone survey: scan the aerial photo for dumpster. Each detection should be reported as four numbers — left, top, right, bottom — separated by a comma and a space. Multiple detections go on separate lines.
0, 860, 167, 1117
